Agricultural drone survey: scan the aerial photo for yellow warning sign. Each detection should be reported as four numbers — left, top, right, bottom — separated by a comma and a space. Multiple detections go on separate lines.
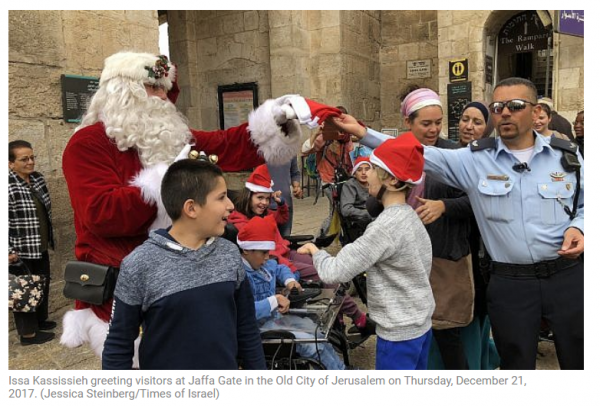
449, 59, 468, 83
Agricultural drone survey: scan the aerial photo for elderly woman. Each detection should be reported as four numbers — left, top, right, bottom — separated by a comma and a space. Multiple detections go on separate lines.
458, 101, 494, 146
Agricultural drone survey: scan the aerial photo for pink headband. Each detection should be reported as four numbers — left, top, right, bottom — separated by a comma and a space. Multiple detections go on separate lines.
401, 88, 442, 118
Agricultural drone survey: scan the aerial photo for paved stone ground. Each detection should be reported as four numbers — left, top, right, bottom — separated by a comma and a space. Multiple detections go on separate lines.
8, 190, 558, 370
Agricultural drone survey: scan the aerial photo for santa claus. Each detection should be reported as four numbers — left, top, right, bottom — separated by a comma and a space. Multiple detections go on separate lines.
59, 51, 308, 361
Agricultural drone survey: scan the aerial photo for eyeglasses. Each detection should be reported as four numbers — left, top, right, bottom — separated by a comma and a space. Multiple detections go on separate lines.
16, 155, 36, 163
488, 99, 535, 114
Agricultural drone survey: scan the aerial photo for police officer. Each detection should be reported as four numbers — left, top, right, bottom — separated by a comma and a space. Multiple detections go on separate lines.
330, 77, 584, 370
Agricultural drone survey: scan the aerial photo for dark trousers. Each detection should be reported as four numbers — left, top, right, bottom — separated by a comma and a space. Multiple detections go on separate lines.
487, 261, 584, 370
433, 328, 469, 369
12, 251, 51, 336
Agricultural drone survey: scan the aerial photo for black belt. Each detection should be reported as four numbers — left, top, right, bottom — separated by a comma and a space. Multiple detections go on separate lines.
490, 257, 580, 278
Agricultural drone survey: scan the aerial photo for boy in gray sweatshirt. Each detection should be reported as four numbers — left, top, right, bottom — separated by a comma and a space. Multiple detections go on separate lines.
299, 133, 434, 370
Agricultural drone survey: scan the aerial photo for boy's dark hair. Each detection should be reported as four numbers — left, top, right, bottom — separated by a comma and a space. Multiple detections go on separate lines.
494, 77, 538, 102
161, 159, 224, 221
9, 140, 33, 162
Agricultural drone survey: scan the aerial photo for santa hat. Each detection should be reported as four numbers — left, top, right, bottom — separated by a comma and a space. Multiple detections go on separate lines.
351, 156, 372, 175
288, 97, 343, 129
237, 216, 277, 251
245, 164, 274, 193
100, 51, 176, 92
369, 132, 425, 185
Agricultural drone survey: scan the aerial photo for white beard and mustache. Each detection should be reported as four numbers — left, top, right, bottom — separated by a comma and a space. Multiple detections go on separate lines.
79, 79, 192, 167
104, 96, 192, 167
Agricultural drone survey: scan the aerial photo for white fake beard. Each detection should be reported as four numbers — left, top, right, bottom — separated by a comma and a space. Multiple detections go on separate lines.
102, 95, 192, 167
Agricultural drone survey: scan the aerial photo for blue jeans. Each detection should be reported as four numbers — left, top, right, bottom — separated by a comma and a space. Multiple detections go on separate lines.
376, 330, 433, 370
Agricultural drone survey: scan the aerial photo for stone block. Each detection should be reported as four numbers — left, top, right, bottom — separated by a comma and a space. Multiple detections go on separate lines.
9, 10, 66, 66
223, 12, 246, 35
9, 64, 63, 119
558, 88, 582, 110
198, 37, 218, 56
46, 120, 75, 174
318, 26, 341, 53
269, 25, 294, 50
244, 11, 259, 31
268, 10, 292, 29
438, 11, 453, 28
197, 18, 224, 40
558, 68, 581, 89
452, 39, 469, 56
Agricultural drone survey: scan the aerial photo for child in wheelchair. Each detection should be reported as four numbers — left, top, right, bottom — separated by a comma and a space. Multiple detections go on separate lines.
339, 156, 373, 244
238, 216, 346, 370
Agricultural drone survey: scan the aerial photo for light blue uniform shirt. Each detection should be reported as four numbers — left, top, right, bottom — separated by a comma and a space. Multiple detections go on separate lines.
362, 128, 584, 264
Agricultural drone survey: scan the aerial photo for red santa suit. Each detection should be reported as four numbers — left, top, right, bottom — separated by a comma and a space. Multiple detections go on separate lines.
59, 52, 303, 359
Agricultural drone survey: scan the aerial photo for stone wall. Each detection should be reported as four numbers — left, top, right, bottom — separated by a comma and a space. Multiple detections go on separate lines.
380, 10, 438, 131
168, 11, 272, 130
340, 11, 381, 129
8, 10, 160, 313
553, 31, 585, 120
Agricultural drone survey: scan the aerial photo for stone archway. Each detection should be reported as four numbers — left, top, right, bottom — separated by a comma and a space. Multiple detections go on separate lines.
484, 10, 554, 97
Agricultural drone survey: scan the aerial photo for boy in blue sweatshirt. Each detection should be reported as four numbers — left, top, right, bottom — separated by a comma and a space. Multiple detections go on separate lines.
238, 216, 346, 370
102, 159, 266, 370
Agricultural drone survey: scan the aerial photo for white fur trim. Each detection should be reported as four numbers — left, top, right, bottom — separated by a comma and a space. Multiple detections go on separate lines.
60, 308, 140, 368
245, 182, 274, 193
351, 161, 372, 175
248, 99, 303, 165
130, 164, 172, 231
100, 51, 175, 90
290, 97, 312, 125
60, 308, 108, 357
237, 239, 276, 251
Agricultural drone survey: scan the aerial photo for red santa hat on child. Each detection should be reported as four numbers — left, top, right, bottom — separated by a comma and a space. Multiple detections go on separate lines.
237, 216, 277, 251
351, 157, 373, 175
369, 132, 425, 185
287, 97, 343, 129
245, 164, 274, 193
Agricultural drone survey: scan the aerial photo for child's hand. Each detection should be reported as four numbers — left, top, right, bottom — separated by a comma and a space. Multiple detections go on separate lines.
286, 280, 303, 292
296, 243, 318, 256
272, 190, 283, 204
275, 294, 290, 314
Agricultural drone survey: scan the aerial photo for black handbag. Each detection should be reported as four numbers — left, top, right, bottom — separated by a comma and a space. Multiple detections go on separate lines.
9, 260, 46, 313
63, 261, 119, 305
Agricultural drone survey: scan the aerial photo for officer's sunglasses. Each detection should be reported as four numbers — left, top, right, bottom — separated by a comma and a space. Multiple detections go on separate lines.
488, 99, 535, 114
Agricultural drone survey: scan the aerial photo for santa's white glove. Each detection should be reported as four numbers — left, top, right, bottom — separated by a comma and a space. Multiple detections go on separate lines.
272, 94, 299, 125
174, 144, 192, 162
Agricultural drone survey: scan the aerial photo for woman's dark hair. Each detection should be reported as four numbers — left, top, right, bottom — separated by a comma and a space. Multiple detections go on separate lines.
9, 140, 33, 162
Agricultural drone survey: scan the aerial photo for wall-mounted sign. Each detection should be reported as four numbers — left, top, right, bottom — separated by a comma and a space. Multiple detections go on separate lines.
218, 83, 258, 130
447, 82, 472, 142
557, 10, 584, 37
498, 11, 553, 54
449, 59, 468, 83
407, 60, 431, 79
60, 74, 99, 123
485, 55, 494, 84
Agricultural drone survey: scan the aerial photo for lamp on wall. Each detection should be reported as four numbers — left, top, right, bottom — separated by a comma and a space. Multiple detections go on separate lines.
536, 10, 553, 29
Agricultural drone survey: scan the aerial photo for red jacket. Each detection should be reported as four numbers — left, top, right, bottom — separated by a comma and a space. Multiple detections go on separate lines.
62, 122, 266, 321
227, 205, 296, 272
